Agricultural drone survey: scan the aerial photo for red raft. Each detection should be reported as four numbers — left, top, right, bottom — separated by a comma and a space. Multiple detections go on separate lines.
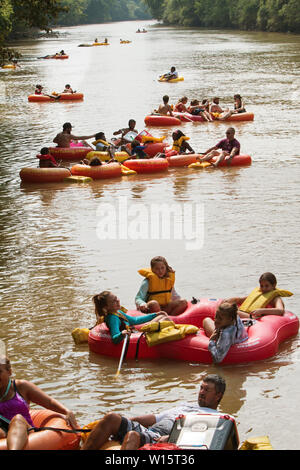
144, 115, 182, 127
49, 146, 92, 161
88, 299, 299, 364
123, 158, 169, 174
173, 112, 254, 123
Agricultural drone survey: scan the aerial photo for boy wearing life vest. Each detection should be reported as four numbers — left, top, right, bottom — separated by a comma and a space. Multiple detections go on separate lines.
36, 147, 59, 168
135, 256, 187, 317
226, 272, 293, 319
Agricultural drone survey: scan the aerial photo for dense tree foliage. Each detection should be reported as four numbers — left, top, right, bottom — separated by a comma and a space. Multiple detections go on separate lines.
144, 0, 300, 33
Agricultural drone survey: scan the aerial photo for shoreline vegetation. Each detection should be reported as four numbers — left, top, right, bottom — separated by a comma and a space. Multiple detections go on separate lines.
144, 0, 300, 34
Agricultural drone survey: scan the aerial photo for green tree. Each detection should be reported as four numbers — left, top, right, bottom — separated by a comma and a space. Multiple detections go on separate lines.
0, 0, 13, 43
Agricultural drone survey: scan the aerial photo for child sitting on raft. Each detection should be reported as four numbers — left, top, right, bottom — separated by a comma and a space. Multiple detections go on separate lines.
172, 130, 194, 154
93, 132, 131, 160
0, 354, 78, 450
130, 140, 148, 159
36, 147, 59, 168
34, 84, 60, 100
135, 256, 188, 316
113, 119, 138, 146
62, 84, 75, 93
226, 272, 293, 319
203, 302, 248, 363
92, 291, 170, 344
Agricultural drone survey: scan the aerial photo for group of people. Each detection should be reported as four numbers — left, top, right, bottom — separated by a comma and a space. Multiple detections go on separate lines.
155, 94, 246, 121
34, 83, 76, 100
0, 259, 290, 449
36, 118, 242, 169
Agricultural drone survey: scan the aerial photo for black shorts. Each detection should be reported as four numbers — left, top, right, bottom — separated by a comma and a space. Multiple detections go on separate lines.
113, 417, 161, 447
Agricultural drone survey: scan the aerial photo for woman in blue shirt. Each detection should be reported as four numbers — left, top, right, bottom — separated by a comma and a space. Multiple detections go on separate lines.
93, 291, 169, 344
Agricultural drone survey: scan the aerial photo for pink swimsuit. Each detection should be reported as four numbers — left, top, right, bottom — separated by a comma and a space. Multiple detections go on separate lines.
0, 380, 34, 426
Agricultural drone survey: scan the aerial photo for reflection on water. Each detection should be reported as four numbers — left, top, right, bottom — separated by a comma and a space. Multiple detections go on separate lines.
0, 20, 300, 449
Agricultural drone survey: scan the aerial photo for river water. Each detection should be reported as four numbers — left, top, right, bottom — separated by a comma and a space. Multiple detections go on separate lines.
0, 20, 299, 450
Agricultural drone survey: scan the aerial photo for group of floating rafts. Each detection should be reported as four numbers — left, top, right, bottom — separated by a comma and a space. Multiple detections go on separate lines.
120, 40, 132, 44
145, 112, 254, 127
28, 92, 84, 102
88, 298, 299, 365
0, 409, 80, 450
19, 130, 253, 183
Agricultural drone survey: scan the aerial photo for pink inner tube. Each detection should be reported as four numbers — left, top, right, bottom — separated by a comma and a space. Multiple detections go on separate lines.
144, 115, 182, 127
123, 158, 169, 173
88, 299, 299, 364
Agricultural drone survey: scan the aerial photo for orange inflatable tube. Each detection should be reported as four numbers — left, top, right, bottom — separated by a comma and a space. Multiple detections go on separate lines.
71, 162, 122, 179
28, 93, 84, 102
0, 409, 80, 450
123, 158, 169, 173
219, 112, 254, 122
167, 154, 200, 167
19, 167, 71, 183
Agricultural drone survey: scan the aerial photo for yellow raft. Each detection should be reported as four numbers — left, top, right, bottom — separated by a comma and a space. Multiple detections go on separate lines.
86, 151, 129, 163
158, 76, 184, 83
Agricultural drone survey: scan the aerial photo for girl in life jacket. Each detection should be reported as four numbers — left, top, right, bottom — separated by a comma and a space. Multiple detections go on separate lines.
92, 291, 169, 344
135, 256, 188, 316
226, 272, 293, 320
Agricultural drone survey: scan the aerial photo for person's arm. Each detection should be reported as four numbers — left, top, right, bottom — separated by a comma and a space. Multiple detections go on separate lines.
226, 296, 247, 305
53, 134, 60, 144
208, 327, 236, 363
130, 414, 156, 427
203, 145, 217, 155
171, 287, 181, 302
16, 380, 78, 428
126, 311, 157, 326
168, 105, 174, 117
135, 279, 149, 311
251, 297, 285, 318
71, 133, 95, 141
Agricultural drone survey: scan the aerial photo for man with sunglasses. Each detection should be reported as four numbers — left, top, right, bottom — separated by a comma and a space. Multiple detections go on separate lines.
197, 127, 240, 167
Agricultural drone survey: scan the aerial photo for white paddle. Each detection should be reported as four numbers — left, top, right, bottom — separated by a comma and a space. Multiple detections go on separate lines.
115, 333, 129, 377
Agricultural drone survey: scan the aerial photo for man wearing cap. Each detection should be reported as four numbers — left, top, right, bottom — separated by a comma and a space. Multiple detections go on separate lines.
53, 122, 96, 148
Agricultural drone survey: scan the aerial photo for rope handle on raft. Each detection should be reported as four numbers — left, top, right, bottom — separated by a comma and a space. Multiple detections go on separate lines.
28, 426, 92, 434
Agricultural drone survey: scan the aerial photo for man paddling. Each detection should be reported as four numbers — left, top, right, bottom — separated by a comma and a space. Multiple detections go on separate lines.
53, 122, 96, 148
81, 374, 226, 450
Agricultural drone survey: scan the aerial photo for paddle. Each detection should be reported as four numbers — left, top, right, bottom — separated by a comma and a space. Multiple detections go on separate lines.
115, 333, 129, 377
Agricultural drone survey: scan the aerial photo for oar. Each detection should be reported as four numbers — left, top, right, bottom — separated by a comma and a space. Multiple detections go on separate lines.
115, 333, 129, 377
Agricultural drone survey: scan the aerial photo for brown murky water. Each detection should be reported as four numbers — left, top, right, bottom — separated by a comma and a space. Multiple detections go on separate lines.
0, 20, 299, 449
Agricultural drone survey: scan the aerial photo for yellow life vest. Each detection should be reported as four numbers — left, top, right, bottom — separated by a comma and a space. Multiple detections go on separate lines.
138, 268, 175, 305
239, 287, 293, 313
172, 135, 190, 152
140, 320, 198, 347
92, 139, 110, 147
